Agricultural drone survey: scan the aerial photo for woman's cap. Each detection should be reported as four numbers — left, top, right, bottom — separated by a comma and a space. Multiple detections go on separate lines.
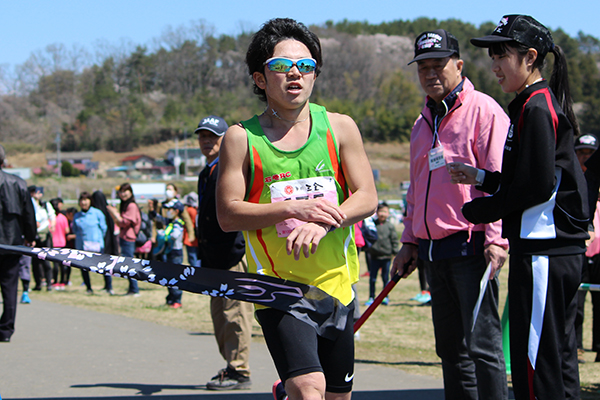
408, 29, 460, 65
470, 15, 554, 56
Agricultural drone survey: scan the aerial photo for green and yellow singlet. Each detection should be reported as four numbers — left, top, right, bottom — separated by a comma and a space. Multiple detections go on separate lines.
242, 103, 359, 306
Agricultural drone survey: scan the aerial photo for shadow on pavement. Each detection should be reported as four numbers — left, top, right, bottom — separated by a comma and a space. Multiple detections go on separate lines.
2, 386, 445, 400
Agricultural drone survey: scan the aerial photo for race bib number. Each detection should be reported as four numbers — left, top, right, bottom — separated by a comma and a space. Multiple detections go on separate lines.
270, 176, 338, 237
428, 146, 446, 171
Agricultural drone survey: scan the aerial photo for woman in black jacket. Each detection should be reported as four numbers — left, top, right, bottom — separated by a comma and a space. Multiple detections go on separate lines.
448, 15, 588, 400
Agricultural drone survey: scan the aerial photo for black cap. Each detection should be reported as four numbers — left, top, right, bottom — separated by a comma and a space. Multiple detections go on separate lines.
574, 133, 599, 151
408, 29, 460, 65
194, 115, 228, 136
470, 15, 554, 56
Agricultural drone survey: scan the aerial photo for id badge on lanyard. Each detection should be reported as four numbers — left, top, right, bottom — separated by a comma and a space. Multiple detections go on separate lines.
428, 119, 446, 171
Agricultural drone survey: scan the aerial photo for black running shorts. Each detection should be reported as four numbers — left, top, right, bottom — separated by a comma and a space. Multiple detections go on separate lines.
256, 305, 355, 393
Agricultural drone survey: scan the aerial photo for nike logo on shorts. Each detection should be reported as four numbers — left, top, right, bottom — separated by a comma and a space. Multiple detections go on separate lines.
344, 372, 354, 382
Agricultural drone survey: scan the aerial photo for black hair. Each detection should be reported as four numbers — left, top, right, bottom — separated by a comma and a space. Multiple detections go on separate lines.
79, 191, 92, 202
118, 182, 137, 214
489, 41, 579, 136
246, 18, 322, 102
377, 202, 390, 211
49, 198, 63, 214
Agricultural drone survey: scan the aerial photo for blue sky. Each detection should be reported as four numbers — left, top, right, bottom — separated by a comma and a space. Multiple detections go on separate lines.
1, 0, 598, 68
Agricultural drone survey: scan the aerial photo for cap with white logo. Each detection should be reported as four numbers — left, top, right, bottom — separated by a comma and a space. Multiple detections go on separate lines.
194, 115, 228, 136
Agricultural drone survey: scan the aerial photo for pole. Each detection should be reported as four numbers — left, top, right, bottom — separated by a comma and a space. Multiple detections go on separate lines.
56, 130, 61, 179
353, 259, 413, 333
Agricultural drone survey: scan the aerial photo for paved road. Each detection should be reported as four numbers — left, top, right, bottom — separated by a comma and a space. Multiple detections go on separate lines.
0, 300, 444, 399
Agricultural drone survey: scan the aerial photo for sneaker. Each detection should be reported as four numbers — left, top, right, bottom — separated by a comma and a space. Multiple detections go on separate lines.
20, 292, 31, 304
86, 289, 94, 295
410, 292, 422, 301
595, 352, 600, 362
382, 297, 389, 306
125, 292, 140, 297
578, 348, 586, 364
417, 291, 431, 303
170, 303, 182, 309
365, 297, 374, 307
272, 379, 288, 400
206, 367, 251, 390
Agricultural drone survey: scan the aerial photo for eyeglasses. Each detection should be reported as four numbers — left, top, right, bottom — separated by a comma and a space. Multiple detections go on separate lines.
263, 57, 317, 73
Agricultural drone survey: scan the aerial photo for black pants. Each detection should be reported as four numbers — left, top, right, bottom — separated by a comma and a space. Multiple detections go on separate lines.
509, 253, 581, 400
0, 254, 21, 340
576, 254, 600, 352
32, 234, 53, 289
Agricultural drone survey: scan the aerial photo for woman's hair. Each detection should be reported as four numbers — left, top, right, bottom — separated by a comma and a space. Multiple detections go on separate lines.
78, 191, 92, 202
49, 197, 63, 214
166, 183, 178, 193
118, 182, 136, 214
246, 18, 322, 102
489, 41, 579, 136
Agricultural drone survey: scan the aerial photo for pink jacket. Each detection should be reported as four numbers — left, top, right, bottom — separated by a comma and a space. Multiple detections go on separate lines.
401, 78, 509, 249
586, 201, 600, 258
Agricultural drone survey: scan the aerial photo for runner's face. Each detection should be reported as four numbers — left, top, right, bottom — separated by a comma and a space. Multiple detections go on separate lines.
417, 57, 463, 103
491, 47, 531, 94
255, 39, 316, 109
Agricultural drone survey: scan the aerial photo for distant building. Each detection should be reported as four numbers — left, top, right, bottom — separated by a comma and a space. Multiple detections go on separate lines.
120, 155, 155, 170
46, 151, 97, 175
165, 148, 206, 169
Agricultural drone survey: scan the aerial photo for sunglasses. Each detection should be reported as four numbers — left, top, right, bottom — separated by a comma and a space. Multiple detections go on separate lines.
263, 57, 317, 73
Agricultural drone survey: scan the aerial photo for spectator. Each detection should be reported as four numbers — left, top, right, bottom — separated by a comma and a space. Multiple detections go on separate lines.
195, 115, 254, 390
365, 202, 399, 307
0, 144, 37, 342
73, 192, 107, 294
392, 28, 509, 399
161, 200, 185, 308
29, 186, 55, 291
49, 198, 69, 290
182, 192, 199, 267
107, 183, 141, 296
91, 190, 118, 295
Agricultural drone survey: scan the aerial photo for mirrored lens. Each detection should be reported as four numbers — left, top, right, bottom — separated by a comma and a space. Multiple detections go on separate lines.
265, 58, 316, 73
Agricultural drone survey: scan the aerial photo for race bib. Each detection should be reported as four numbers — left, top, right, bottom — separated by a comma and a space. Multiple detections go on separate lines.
428, 146, 446, 171
270, 176, 338, 237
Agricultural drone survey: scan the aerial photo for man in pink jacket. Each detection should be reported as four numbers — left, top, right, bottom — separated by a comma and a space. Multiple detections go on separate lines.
391, 29, 510, 400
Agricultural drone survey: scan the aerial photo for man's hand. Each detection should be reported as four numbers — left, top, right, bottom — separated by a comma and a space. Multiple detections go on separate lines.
391, 244, 418, 279
447, 162, 478, 185
292, 198, 346, 229
484, 244, 507, 279
286, 222, 329, 260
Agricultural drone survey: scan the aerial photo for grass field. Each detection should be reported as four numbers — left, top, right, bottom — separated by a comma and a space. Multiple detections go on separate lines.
25, 251, 600, 398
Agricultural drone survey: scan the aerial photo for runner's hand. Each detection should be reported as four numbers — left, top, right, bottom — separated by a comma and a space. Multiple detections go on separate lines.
291, 198, 346, 228
286, 222, 329, 260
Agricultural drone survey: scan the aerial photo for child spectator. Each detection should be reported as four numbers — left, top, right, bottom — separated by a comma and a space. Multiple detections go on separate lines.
366, 202, 399, 306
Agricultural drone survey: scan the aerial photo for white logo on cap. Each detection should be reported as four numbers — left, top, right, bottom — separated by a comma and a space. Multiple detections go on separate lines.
494, 17, 510, 33
417, 33, 443, 50
579, 134, 597, 146
202, 117, 220, 127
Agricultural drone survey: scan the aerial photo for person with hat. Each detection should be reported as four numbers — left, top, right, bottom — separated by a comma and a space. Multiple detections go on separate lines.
194, 115, 253, 390
448, 15, 589, 399
574, 133, 600, 363
159, 199, 185, 308
391, 28, 510, 400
